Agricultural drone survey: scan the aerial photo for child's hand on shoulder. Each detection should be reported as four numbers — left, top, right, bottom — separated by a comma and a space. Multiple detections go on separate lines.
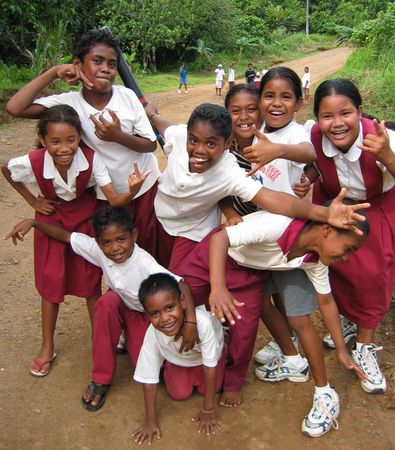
132, 419, 161, 446
243, 127, 280, 176
54, 64, 93, 90
32, 195, 59, 215
175, 320, 200, 353
4, 219, 35, 245
358, 119, 393, 165
128, 163, 152, 198
209, 287, 245, 325
191, 409, 222, 436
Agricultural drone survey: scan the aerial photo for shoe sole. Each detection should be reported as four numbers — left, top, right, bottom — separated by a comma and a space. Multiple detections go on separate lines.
360, 382, 386, 394
256, 371, 309, 383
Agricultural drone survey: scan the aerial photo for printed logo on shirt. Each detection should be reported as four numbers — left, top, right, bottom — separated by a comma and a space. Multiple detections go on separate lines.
260, 164, 282, 182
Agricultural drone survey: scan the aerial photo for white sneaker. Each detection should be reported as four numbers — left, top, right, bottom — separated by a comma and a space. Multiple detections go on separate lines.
177, 89, 181, 94
323, 315, 357, 349
255, 356, 309, 383
116, 331, 127, 355
184, 90, 188, 94
352, 344, 387, 393
255, 335, 299, 365
302, 387, 340, 437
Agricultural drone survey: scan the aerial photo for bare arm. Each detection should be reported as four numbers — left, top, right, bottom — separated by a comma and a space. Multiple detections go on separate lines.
4, 219, 71, 245
132, 384, 161, 445
1, 164, 58, 215
218, 197, 243, 227
176, 280, 199, 353
191, 366, 221, 435
144, 103, 175, 137
317, 293, 364, 380
6, 64, 93, 118
251, 187, 370, 232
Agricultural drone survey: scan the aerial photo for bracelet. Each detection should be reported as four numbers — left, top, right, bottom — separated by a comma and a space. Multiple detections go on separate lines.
200, 408, 215, 414
149, 112, 159, 120
184, 320, 197, 325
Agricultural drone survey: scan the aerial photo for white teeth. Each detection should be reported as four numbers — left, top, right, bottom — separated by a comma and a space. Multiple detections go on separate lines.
240, 124, 251, 128
270, 111, 283, 115
196, 157, 208, 162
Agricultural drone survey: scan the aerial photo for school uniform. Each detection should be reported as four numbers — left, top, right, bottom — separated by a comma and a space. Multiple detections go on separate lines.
311, 118, 395, 328
134, 307, 226, 399
69, 235, 181, 385
155, 124, 262, 270
8, 146, 111, 302
176, 210, 330, 392
33, 86, 166, 264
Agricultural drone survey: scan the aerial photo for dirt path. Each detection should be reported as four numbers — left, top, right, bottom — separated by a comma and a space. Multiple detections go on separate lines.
1, 47, 394, 450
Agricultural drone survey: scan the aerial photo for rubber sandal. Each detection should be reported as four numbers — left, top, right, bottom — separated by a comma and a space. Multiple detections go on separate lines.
81, 382, 111, 412
29, 352, 57, 378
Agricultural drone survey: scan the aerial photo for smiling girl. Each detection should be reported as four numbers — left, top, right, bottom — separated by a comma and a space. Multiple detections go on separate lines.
304, 78, 395, 394
1, 105, 149, 377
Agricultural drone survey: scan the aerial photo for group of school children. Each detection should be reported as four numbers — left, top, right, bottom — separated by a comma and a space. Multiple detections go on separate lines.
3, 28, 394, 444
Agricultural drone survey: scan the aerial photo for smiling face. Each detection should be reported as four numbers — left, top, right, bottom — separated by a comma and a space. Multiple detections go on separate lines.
144, 290, 185, 337
317, 94, 361, 153
187, 120, 227, 173
96, 224, 137, 264
40, 122, 80, 171
318, 225, 366, 266
260, 77, 300, 131
74, 43, 118, 94
227, 91, 261, 147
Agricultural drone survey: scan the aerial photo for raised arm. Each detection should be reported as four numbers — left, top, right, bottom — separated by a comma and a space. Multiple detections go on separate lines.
4, 219, 71, 246
251, 187, 370, 233
6, 65, 93, 118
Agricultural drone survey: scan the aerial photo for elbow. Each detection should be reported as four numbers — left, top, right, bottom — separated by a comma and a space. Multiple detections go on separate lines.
5, 101, 19, 117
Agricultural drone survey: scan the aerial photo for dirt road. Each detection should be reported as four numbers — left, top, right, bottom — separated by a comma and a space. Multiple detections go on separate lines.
1, 47, 394, 450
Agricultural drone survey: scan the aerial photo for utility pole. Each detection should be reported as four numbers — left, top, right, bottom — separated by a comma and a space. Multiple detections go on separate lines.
306, 0, 310, 35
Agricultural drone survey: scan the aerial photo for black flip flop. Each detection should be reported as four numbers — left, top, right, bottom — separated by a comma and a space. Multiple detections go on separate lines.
81, 382, 111, 412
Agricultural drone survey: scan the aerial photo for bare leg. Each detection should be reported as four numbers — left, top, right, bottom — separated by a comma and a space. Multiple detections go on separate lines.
30, 298, 59, 374
272, 293, 294, 336
356, 326, 376, 343
288, 315, 327, 387
260, 295, 297, 355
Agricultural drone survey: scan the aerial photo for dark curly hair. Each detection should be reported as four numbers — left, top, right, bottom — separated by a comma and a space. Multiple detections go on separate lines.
37, 105, 82, 139
72, 29, 121, 63
92, 206, 134, 239
224, 83, 259, 110
139, 273, 181, 309
187, 103, 232, 141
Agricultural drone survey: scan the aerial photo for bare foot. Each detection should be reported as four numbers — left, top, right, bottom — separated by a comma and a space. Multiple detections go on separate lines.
219, 391, 243, 407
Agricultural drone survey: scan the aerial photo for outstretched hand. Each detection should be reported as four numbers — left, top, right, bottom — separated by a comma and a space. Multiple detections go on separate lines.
357, 119, 392, 165
191, 409, 222, 436
337, 349, 366, 381
4, 219, 35, 245
132, 420, 161, 446
128, 163, 151, 198
327, 188, 370, 234
243, 127, 279, 176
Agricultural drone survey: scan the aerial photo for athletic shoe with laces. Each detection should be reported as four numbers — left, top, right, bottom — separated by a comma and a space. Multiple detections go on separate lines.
255, 334, 299, 365
323, 315, 357, 349
301, 387, 340, 437
351, 344, 387, 393
255, 356, 309, 383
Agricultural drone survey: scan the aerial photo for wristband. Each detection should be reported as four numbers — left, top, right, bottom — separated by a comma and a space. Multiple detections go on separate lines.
184, 320, 197, 325
200, 408, 215, 414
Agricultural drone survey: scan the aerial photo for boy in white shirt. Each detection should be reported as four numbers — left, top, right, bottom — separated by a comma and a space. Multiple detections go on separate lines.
6, 207, 198, 412
176, 206, 369, 436
214, 64, 226, 96
132, 273, 225, 445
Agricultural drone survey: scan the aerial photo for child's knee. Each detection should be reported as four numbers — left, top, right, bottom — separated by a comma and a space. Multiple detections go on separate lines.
166, 384, 193, 400
288, 315, 311, 335
95, 291, 121, 314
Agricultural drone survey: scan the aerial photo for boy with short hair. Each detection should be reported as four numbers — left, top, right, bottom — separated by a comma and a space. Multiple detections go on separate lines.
5, 29, 172, 265
132, 273, 226, 445
6, 206, 198, 411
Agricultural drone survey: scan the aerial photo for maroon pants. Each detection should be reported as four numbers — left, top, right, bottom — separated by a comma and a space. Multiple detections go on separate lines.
164, 348, 227, 400
176, 228, 267, 392
92, 290, 150, 385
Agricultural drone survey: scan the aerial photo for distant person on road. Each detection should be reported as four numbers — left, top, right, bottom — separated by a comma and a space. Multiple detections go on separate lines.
215, 64, 226, 96
253, 67, 260, 89
178, 63, 188, 94
302, 66, 311, 102
228, 63, 235, 89
244, 63, 256, 86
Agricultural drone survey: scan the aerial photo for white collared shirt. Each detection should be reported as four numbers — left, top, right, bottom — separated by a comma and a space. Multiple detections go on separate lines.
226, 210, 330, 294
8, 147, 111, 201
320, 123, 395, 200
69, 236, 181, 311
34, 85, 159, 199
251, 121, 310, 196
134, 306, 224, 384
154, 125, 262, 241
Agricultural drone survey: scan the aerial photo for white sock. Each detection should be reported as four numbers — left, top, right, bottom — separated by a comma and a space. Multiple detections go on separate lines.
315, 384, 332, 396
283, 354, 304, 367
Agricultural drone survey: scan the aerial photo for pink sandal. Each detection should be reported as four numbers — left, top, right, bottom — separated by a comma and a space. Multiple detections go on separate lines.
29, 353, 57, 378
